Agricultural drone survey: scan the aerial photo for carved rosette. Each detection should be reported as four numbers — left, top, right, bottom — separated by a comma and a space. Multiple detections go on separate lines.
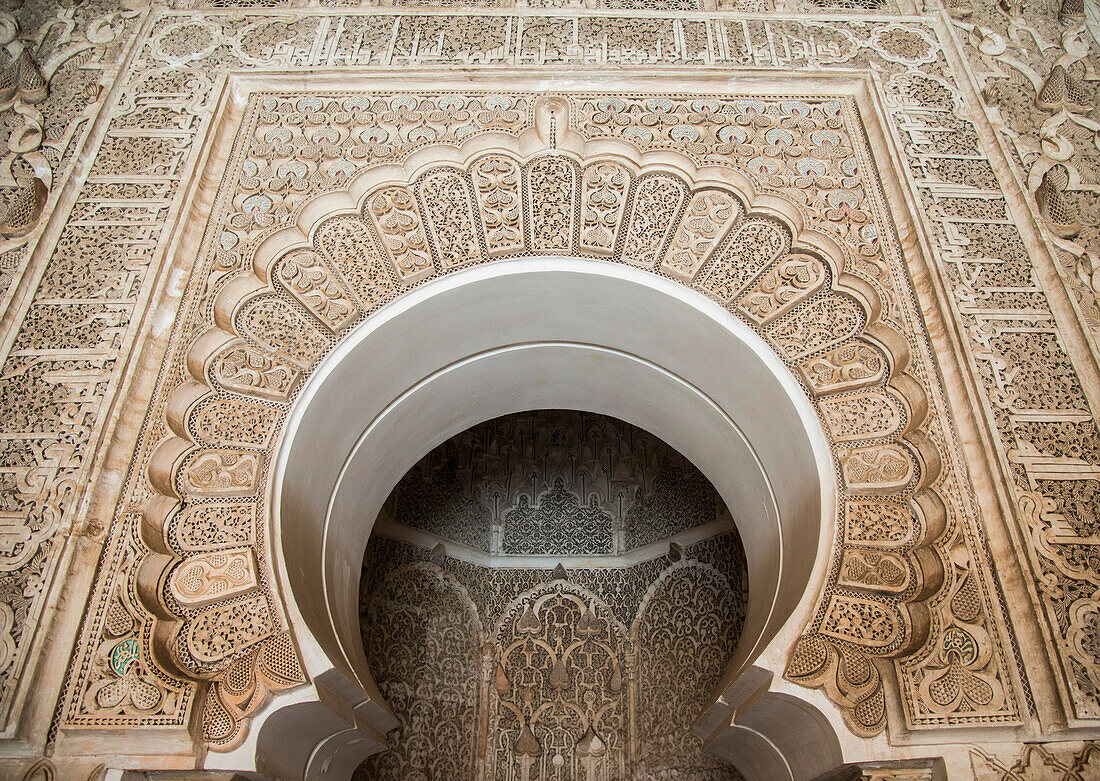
137, 116, 959, 745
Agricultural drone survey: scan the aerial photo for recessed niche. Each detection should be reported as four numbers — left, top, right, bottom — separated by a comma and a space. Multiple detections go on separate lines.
357, 410, 748, 779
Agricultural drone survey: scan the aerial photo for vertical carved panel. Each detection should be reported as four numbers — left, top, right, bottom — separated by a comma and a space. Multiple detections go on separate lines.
416, 167, 484, 270
620, 174, 687, 268
737, 253, 827, 326
660, 190, 741, 281
525, 154, 578, 253
471, 154, 525, 256
275, 249, 359, 333
235, 297, 330, 370
634, 563, 744, 777
580, 161, 631, 255
698, 217, 790, 303
366, 186, 434, 283
490, 586, 628, 780
314, 216, 396, 312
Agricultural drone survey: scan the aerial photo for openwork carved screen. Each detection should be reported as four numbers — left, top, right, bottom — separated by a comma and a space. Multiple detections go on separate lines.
358, 411, 748, 780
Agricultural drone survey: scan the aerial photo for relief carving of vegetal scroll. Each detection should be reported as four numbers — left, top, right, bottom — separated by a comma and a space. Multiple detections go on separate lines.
113, 86, 1023, 750
357, 541, 746, 780
526, 154, 579, 252
949, 0, 1100, 722
620, 174, 688, 268
490, 584, 629, 778
367, 186, 434, 283
0, 2, 138, 303
660, 189, 741, 280
471, 155, 525, 256
969, 740, 1100, 779
275, 249, 358, 332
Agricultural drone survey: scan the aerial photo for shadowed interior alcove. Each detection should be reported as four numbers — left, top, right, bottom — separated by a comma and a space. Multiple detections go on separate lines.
356, 409, 748, 779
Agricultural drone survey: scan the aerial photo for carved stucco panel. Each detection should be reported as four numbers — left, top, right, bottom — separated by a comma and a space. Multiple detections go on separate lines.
54, 79, 1024, 749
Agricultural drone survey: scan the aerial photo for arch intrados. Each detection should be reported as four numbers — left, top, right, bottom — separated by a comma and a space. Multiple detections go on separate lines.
270, 257, 837, 709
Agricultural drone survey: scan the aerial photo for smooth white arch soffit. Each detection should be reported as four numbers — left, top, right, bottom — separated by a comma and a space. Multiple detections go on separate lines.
271, 257, 837, 701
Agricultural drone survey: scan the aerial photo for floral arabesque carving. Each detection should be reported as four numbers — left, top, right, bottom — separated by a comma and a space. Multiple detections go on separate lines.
9, 0, 1091, 767
357, 537, 746, 780
937, 0, 1100, 722
33, 6, 1075, 750
137, 123, 957, 744
489, 582, 631, 777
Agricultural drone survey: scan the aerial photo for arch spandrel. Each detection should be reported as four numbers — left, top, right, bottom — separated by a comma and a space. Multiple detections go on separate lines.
114, 92, 1013, 753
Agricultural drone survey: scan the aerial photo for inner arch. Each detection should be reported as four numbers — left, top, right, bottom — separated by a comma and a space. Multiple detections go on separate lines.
271, 257, 836, 719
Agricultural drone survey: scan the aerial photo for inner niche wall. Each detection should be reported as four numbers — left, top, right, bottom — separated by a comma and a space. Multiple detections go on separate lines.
357, 410, 748, 780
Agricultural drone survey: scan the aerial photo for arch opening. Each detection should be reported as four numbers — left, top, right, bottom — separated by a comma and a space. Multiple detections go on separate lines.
358, 408, 750, 777
270, 257, 836, 745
